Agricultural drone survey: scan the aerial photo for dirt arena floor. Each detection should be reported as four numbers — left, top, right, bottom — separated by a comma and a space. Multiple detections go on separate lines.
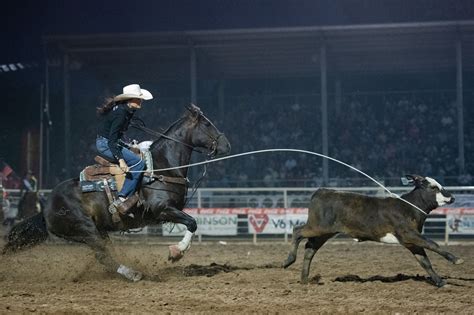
0, 236, 473, 314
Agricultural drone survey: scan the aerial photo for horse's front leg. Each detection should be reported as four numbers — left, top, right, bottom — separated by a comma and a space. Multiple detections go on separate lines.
158, 207, 197, 262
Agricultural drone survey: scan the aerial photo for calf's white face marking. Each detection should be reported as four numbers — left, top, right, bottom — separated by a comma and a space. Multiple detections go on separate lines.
379, 233, 399, 244
425, 177, 451, 206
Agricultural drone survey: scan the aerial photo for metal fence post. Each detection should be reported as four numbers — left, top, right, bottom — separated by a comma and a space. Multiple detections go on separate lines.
197, 189, 202, 243
444, 216, 449, 246
284, 189, 288, 243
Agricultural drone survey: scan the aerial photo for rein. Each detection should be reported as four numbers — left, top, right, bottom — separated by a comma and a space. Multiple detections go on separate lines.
130, 122, 198, 152
130, 114, 215, 205
130, 119, 221, 159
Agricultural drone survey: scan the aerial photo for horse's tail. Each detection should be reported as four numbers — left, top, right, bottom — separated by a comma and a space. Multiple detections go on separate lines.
2, 213, 48, 254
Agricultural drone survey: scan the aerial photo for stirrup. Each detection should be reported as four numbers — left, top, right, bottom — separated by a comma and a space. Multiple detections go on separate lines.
113, 194, 139, 215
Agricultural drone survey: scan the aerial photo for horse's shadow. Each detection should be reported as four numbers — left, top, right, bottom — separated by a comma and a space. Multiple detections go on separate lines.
68, 261, 280, 283
333, 273, 474, 287
144, 262, 280, 282
144, 263, 244, 282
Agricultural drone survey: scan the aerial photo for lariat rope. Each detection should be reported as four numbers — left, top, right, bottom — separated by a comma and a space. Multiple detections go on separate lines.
131, 148, 428, 216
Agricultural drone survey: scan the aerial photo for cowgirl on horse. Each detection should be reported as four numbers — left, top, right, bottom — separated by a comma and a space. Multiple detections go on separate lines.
96, 84, 152, 214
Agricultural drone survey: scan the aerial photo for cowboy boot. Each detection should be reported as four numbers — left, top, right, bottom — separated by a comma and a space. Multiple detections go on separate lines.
113, 194, 139, 215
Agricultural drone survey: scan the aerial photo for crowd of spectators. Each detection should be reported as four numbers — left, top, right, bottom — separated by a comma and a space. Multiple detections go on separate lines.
68, 90, 472, 188
205, 91, 471, 187
328, 93, 462, 186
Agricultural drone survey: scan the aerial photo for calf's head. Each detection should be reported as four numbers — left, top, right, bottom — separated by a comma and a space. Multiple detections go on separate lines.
406, 174, 455, 207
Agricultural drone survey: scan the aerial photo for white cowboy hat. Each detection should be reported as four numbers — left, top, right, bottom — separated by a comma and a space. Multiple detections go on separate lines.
113, 84, 153, 102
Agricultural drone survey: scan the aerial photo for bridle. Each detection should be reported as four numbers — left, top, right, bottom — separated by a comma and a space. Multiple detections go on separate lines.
194, 113, 225, 158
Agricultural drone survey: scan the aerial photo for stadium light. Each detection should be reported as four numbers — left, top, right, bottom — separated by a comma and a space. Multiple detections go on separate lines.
0, 61, 37, 73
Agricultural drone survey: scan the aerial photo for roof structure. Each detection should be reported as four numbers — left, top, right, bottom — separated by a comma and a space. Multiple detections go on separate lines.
45, 20, 474, 80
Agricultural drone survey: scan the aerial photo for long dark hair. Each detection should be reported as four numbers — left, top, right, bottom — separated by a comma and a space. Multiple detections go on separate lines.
96, 97, 116, 115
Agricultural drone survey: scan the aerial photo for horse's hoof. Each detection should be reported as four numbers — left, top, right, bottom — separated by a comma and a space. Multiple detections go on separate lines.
130, 271, 143, 282
168, 245, 184, 262
454, 258, 464, 265
117, 265, 143, 282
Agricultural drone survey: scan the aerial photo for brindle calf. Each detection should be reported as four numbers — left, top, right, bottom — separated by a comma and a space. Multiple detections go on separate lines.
283, 175, 463, 287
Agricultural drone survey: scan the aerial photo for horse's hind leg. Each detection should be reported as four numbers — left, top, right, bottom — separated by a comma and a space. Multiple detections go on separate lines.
158, 207, 197, 262
87, 236, 143, 282
46, 179, 143, 281
48, 205, 143, 281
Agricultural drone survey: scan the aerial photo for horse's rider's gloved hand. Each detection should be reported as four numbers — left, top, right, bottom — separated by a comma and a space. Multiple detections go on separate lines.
118, 159, 129, 173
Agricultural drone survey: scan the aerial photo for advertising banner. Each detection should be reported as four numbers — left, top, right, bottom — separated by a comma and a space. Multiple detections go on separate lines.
433, 194, 474, 215
248, 214, 307, 234
159, 200, 474, 236
447, 214, 474, 235
162, 214, 238, 236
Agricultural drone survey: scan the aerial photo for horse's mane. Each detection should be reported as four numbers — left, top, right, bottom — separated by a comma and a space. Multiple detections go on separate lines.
149, 105, 200, 151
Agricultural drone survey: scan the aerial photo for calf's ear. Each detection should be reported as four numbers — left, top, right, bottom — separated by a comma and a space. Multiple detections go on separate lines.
404, 174, 424, 186
402, 175, 415, 185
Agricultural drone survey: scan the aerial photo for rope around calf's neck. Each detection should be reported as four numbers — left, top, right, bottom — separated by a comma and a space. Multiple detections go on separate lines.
130, 148, 428, 216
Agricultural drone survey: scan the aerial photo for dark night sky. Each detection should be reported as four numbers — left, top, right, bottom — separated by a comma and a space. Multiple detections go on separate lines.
1, 0, 473, 64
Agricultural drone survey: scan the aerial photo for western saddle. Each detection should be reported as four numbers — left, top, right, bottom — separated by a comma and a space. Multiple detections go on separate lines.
80, 149, 188, 224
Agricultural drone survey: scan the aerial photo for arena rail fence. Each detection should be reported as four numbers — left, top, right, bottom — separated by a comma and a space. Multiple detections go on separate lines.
4, 186, 474, 245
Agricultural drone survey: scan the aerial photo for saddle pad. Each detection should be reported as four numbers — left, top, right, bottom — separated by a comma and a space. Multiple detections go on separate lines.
80, 178, 118, 193
79, 166, 124, 192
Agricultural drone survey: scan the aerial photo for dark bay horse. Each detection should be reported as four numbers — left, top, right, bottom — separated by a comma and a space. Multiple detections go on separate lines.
3, 105, 231, 281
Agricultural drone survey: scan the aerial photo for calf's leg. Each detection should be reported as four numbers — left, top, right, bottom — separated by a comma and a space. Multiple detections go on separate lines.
398, 231, 463, 265
282, 225, 305, 268
301, 234, 334, 284
405, 244, 445, 287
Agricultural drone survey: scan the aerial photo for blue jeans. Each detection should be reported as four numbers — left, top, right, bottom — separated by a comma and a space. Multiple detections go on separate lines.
96, 136, 145, 198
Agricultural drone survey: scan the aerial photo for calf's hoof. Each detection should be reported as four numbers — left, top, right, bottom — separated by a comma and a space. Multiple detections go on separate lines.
168, 245, 184, 263
282, 255, 296, 268
429, 276, 447, 288
300, 277, 309, 285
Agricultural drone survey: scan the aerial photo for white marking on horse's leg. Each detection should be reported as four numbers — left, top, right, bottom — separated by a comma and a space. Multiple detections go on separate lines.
117, 264, 143, 282
177, 230, 194, 251
379, 233, 399, 244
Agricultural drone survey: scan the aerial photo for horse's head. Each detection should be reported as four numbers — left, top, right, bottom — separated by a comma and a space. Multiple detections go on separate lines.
184, 104, 231, 158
